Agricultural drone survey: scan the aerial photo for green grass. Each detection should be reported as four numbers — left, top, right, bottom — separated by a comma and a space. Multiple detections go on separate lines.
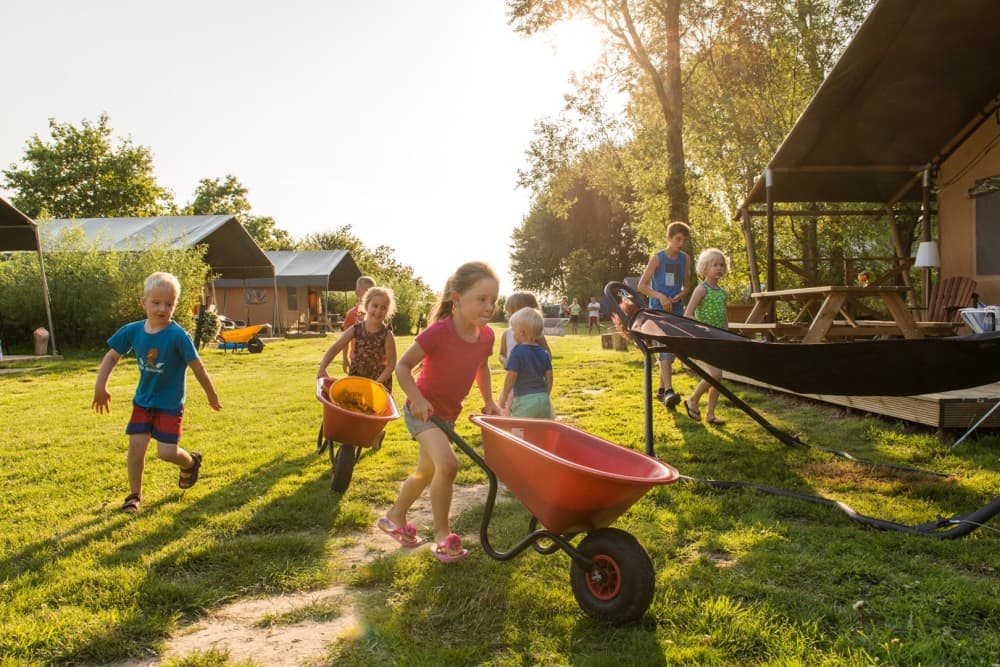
2, 329, 998, 665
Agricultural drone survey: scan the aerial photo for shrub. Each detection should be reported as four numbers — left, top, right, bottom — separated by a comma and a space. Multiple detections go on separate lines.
0, 224, 212, 350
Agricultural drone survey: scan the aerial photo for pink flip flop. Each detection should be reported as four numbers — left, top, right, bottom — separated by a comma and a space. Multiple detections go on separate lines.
377, 517, 422, 547
433, 533, 469, 563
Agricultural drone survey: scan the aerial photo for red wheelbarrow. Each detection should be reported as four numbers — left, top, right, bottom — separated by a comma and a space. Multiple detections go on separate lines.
316, 377, 399, 492
432, 414, 679, 624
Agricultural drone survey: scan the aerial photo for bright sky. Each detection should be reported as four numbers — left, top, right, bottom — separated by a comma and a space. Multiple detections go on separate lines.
1, 1, 604, 294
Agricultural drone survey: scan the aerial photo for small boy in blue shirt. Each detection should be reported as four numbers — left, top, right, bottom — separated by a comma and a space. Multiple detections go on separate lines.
498, 307, 553, 419
93, 272, 222, 513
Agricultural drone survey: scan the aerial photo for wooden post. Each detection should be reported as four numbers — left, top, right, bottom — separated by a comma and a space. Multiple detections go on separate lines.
921, 169, 932, 314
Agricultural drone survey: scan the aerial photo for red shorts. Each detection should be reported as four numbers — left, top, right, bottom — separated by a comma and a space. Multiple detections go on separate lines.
126, 403, 183, 444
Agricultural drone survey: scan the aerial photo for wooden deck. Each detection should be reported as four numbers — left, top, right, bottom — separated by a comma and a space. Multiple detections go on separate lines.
723, 371, 1000, 430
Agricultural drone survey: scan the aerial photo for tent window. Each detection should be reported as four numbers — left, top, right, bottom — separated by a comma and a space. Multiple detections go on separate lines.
287, 286, 298, 311
975, 188, 1000, 275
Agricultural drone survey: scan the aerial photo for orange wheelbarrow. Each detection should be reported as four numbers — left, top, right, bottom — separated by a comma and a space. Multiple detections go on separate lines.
217, 324, 266, 353
433, 414, 679, 624
316, 377, 399, 492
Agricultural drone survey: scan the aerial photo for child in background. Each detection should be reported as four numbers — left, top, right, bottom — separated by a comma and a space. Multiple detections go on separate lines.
317, 286, 397, 390
341, 275, 376, 373
587, 296, 601, 334
498, 307, 553, 418
498, 292, 552, 414
638, 221, 691, 408
379, 262, 501, 563
569, 298, 582, 334
93, 272, 222, 513
682, 248, 730, 426
498, 291, 552, 367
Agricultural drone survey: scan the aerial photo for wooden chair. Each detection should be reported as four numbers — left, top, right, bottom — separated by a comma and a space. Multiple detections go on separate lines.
924, 276, 977, 322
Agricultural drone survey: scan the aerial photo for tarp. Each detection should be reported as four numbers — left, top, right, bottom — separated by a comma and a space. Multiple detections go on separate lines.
43, 215, 274, 280
741, 0, 1000, 206
630, 309, 1000, 397
214, 250, 360, 290
0, 196, 58, 353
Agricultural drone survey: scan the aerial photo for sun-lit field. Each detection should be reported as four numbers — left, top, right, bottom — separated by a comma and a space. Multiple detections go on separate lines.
1, 330, 998, 665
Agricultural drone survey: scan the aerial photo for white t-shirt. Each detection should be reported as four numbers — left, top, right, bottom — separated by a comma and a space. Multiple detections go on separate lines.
588, 301, 600, 318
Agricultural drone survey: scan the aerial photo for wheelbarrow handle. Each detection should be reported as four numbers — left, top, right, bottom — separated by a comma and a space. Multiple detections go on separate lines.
429, 415, 592, 567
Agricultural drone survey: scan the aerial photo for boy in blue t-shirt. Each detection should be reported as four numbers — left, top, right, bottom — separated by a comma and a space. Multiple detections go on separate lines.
93, 272, 222, 513
637, 221, 690, 408
497, 307, 553, 419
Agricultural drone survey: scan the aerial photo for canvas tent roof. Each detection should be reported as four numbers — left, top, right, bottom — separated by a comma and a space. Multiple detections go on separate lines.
741, 0, 1000, 207
214, 250, 361, 290
0, 196, 41, 251
43, 215, 274, 280
0, 196, 58, 354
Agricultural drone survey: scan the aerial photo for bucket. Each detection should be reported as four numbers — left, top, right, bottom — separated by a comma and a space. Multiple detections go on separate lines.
328, 376, 390, 415
318, 377, 398, 447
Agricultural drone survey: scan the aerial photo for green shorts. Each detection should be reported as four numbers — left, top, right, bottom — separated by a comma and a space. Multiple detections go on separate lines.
510, 392, 553, 419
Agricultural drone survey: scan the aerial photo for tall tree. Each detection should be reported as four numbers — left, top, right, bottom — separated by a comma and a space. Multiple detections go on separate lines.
509, 0, 690, 223
3, 113, 173, 218
185, 174, 294, 250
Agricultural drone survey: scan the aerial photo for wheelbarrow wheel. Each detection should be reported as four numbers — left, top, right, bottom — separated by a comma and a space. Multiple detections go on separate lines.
569, 527, 655, 624
247, 335, 264, 353
331, 443, 360, 493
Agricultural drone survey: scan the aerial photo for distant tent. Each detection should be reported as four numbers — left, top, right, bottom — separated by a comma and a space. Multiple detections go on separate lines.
214, 250, 362, 333
216, 250, 361, 290
44, 215, 275, 280
0, 197, 57, 355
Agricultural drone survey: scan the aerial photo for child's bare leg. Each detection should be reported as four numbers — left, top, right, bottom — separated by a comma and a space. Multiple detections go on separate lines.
156, 441, 192, 468
705, 368, 723, 419
688, 380, 708, 407
418, 429, 459, 543
127, 433, 152, 496
386, 429, 455, 531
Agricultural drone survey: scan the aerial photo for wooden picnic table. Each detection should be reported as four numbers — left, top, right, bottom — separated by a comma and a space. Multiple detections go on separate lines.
733, 285, 924, 343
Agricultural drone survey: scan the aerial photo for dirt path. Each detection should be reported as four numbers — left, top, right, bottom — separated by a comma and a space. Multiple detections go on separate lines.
107, 483, 496, 667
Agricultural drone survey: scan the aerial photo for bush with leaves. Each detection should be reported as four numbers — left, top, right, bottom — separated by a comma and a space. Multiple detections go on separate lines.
0, 224, 211, 351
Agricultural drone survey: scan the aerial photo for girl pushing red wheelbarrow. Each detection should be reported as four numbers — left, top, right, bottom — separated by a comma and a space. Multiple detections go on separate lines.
316, 287, 398, 491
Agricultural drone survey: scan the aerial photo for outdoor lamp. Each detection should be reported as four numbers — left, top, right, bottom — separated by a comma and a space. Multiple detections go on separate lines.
914, 241, 940, 312
914, 241, 940, 268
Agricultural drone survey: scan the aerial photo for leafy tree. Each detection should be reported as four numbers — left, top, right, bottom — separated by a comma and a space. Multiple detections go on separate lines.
2, 113, 173, 218
185, 175, 294, 250
509, 0, 690, 223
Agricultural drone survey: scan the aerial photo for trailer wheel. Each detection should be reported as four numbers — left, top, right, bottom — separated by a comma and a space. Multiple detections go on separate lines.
247, 336, 264, 353
331, 444, 359, 492
569, 528, 655, 624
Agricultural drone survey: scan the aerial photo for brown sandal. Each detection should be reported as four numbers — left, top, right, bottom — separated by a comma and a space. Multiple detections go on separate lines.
121, 493, 141, 513
179, 452, 202, 489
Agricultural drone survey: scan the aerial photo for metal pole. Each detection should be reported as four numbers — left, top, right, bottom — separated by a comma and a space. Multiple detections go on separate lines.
34, 226, 57, 355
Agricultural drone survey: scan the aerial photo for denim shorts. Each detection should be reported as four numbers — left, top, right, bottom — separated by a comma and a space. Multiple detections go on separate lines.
658, 351, 677, 362
402, 404, 454, 439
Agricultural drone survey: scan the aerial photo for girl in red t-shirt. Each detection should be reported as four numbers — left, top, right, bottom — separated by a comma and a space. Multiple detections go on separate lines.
377, 262, 501, 563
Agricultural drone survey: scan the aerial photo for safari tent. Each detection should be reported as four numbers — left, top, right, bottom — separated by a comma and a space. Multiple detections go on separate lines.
214, 250, 361, 333
43, 214, 277, 322
737, 0, 1000, 306
0, 196, 57, 354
